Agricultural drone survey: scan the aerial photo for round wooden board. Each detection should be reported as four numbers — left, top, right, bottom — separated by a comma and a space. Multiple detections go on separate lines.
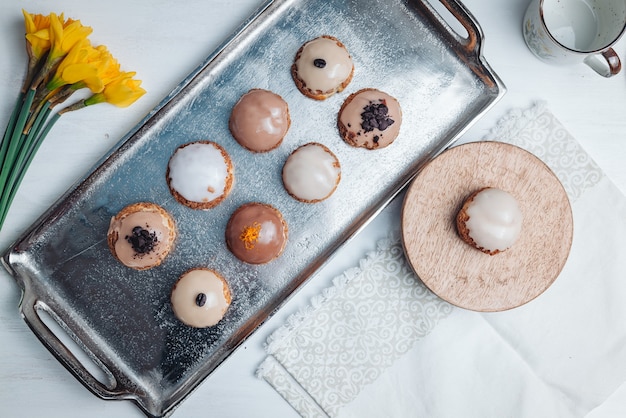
401, 141, 573, 312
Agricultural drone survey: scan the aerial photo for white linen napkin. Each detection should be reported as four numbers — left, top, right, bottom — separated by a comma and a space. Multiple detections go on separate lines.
257, 103, 626, 417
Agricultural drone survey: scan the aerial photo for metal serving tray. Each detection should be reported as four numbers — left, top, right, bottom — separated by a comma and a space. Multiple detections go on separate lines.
2, 0, 504, 416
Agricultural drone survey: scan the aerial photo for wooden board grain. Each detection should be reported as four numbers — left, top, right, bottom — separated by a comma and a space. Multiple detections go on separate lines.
401, 141, 573, 312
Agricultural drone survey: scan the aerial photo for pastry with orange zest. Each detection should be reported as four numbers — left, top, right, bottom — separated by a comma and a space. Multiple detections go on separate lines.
225, 202, 288, 264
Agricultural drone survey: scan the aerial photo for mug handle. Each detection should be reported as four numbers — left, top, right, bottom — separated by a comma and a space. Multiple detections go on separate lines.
584, 47, 622, 77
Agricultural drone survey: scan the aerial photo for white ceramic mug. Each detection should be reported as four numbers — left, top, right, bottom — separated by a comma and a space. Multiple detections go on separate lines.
523, 0, 626, 77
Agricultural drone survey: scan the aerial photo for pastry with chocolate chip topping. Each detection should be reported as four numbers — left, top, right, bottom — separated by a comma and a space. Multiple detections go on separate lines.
107, 202, 176, 270
338, 88, 402, 149
291, 35, 354, 100
171, 268, 231, 328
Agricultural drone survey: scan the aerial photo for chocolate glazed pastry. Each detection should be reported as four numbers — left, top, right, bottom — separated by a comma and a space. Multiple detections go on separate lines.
225, 202, 288, 264
229, 89, 291, 152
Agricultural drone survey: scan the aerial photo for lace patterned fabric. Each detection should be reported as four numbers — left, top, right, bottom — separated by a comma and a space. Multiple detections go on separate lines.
485, 102, 602, 202
258, 236, 453, 416
257, 104, 614, 417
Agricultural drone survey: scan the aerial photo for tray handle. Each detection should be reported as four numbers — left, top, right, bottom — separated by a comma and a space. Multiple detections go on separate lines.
19, 293, 129, 401
432, 0, 484, 57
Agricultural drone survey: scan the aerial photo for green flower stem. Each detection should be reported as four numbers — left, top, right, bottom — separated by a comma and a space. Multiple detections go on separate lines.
0, 88, 36, 195
23, 92, 53, 135
0, 111, 61, 229
22, 111, 59, 172
28, 104, 52, 144
10, 104, 53, 185
0, 91, 26, 174
25, 85, 74, 134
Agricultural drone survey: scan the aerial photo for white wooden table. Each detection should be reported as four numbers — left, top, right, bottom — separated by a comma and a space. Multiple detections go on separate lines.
1, 0, 625, 416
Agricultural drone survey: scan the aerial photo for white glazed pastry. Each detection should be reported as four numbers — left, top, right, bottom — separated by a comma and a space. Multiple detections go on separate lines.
291, 35, 354, 100
171, 268, 231, 328
282, 142, 341, 203
456, 187, 523, 255
166, 141, 234, 210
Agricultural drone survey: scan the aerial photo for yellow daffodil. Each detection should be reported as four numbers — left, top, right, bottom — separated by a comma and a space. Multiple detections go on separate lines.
1, 10, 147, 231
22, 10, 53, 60
46, 39, 102, 93
74, 45, 122, 93
27, 13, 92, 91
47, 13, 92, 63
84, 71, 146, 108
91, 46, 121, 87
23, 10, 51, 35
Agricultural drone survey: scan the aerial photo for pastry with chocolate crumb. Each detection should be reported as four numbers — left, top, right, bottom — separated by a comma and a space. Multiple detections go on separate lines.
338, 88, 402, 149
292, 35, 354, 100
225, 202, 288, 264
107, 202, 176, 270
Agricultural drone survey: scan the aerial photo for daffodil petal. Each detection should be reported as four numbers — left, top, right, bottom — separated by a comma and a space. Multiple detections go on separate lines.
61, 63, 98, 85
105, 83, 146, 107
22, 10, 36, 34
80, 77, 105, 93
48, 13, 65, 60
